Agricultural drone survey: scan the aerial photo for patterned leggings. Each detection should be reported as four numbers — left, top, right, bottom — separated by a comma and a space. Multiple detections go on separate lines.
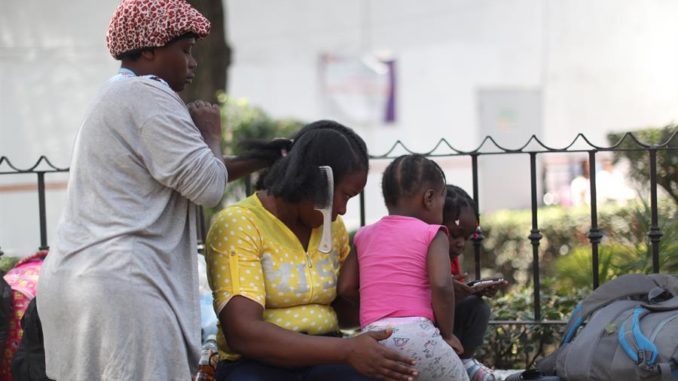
365, 317, 469, 381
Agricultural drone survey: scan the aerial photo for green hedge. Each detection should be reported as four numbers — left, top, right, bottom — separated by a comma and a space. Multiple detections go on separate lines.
473, 197, 678, 369
472, 198, 678, 290
0, 256, 20, 273
608, 125, 678, 206
477, 282, 588, 370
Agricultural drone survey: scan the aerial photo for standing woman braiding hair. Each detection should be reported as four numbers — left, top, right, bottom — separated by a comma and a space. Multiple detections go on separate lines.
36, 1, 277, 379
205, 121, 419, 381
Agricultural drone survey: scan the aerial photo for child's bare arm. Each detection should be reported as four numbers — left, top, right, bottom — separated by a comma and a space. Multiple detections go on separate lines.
427, 231, 455, 339
337, 250, 360, 304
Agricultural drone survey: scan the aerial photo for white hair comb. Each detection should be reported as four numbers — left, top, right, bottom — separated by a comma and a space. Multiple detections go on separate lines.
314, 166, 334, 253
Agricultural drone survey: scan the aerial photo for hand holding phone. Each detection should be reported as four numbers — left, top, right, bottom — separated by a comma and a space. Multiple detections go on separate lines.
466, 277, 505, 287
466, 277, 507, 297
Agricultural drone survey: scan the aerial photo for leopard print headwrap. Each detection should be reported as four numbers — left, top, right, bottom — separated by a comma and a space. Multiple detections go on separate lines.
106, 0, 210, 59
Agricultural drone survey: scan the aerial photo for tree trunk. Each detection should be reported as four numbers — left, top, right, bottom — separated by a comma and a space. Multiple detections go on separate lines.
181, 0, 231, 104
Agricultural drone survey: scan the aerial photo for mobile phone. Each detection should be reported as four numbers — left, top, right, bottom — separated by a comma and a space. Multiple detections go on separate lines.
467, 277, 505, 287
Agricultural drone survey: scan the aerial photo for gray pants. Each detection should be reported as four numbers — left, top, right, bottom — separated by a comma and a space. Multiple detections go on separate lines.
365, 317, 469, 381
454, 295, 491, 359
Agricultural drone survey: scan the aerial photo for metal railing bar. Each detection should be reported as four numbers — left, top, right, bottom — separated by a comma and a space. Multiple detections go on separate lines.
370, 146, 678, 160
587, 151, 602, 289
528, 153, 543, 321
37, 172, 48, 250
489, 320, 567, 325
471, 154, 482, 280
648, 149, 663, 273
370, 132, 678, 159
0, 155, 69, 173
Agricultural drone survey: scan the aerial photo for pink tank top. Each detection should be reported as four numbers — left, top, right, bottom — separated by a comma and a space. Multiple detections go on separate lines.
354, 215, 446, 327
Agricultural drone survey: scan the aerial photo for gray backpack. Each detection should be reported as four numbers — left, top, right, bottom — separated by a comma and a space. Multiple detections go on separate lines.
538, 273, 678, 381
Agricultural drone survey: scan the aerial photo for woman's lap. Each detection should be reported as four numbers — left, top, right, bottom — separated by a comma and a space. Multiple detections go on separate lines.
217, 359, 376, 381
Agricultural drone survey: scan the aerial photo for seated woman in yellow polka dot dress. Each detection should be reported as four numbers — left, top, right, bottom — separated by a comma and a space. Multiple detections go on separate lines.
205, 120, 418, 381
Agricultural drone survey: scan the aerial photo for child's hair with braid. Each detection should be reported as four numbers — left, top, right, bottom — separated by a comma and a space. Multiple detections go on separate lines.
381, 154, 446, 214
443, 184, 479, 259
443, 184, 477, 226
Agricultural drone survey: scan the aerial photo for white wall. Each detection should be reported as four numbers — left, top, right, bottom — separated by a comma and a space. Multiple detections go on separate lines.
226, 0, 678, 150
0, 0, 118, 164
227, 0, 545, 153
0, 0, 118, 256
543, 1, 678, 146
225, 0, 678, 226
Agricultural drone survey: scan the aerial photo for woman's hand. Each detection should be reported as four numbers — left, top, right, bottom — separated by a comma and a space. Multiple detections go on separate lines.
345, 330, 418, 381
188, 100, 222, 157
453, 279, 474, 301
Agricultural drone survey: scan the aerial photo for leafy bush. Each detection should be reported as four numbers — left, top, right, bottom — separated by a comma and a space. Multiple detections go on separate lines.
219, 93, 302, 201
474, 198, 678, 289
0, 256, 20, 273
201, 94, 304, 226
478, 206, 591, 285
475, 196, 678, 369
477, 282, 589, 370
219, 93, 302, 157
552, 197, 678, 290
553, 244, 632, 292
608, 125, 678, 206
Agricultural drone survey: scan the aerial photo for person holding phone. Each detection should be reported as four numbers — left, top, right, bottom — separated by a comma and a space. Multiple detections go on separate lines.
443, 185, 508, 381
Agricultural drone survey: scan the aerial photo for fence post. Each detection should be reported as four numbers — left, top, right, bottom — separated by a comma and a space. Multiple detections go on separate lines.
528, 153, 543, 320
647, 148, 663, 273
37, 172, 49, 251
587, 151, 603, 289
471, 154, 482, 280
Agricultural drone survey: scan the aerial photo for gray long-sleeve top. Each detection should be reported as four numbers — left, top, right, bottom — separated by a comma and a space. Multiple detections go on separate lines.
37, 76, 227, 379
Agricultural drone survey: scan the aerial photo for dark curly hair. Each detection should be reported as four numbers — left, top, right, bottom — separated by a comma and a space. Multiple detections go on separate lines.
245, 120, 368, 203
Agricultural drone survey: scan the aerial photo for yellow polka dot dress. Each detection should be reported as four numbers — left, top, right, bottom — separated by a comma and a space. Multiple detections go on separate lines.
205, 194, 351, 361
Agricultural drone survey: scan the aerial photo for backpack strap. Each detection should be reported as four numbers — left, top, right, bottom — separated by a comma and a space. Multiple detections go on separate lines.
619, 295, 678, 380
561, 303, 584, 345
618, 307, 658, 368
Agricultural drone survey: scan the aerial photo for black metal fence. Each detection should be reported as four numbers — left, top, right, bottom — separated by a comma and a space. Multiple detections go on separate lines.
361, 132, 676, 325
2, 133, 676, 325
0, 156, 69, 254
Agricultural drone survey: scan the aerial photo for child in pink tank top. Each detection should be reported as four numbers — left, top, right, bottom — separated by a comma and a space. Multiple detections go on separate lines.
338, 154, 469, 381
